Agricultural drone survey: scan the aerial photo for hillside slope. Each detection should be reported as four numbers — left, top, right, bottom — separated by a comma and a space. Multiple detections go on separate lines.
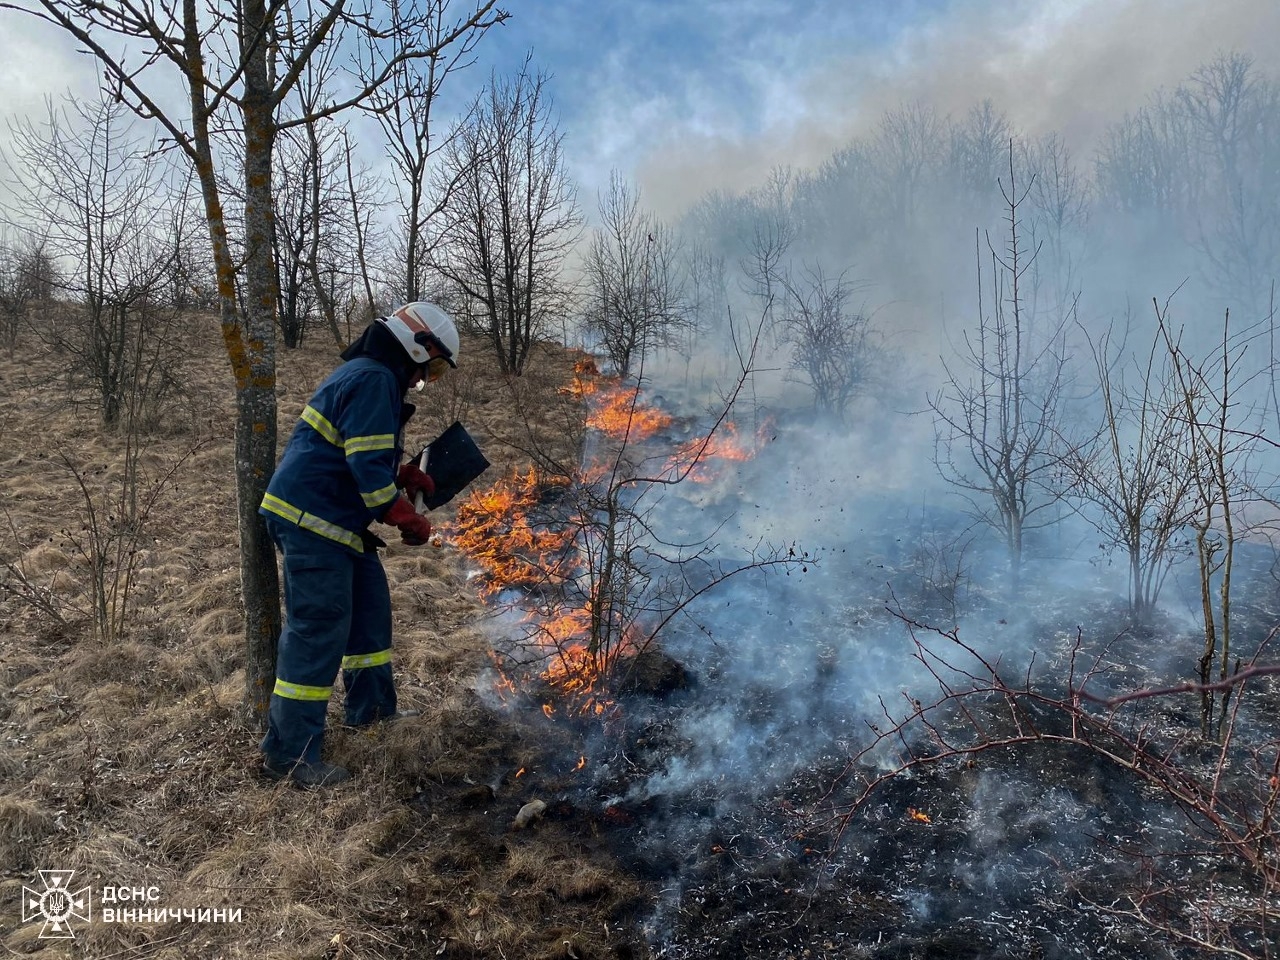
0, 323, 647, 960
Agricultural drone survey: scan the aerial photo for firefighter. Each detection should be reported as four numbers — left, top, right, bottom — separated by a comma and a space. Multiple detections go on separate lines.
257, 301, 459, 787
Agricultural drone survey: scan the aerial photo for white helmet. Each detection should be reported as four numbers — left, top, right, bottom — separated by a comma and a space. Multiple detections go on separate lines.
378, 302, 460, 367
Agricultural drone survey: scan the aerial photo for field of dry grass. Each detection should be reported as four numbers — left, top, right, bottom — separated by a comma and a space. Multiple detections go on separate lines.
0, 320, 648, 959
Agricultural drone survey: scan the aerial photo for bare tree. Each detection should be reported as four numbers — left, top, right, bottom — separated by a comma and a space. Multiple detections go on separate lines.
947, 99, 1014, 216
772, 264, 878, 422
1095, 54, 1280, 318
434, 59, 582, 375
302, 125, 364, 348
5, 94, 190, 427
0, 233, 39, 353
272, 129, 321, 348
795, 142, 875, 257
3, 0, 509, 721
1063, 317, 1196, 620
929, 146, 1073, 590
741, 195, 795, 333
367, 0, 486, 305
1178, 53, 1280, 317
276, 38, 377, 349
343, 129, 380, 332
684, 240, 726, 335
868, 101, 949, 234
1154, 295, 1263, 740
582, 171, 688, 378
1020, 132, 1089, 317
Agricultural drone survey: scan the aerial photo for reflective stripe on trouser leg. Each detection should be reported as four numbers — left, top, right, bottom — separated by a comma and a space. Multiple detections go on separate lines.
342, 547, 396, 727
260, 518, 354, 765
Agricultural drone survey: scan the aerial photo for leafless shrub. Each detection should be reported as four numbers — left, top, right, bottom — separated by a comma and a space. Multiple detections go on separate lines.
54, 433, 206, 644
904, 525, 974, 624
0, 505, 72, 628
772, 264, 879, 422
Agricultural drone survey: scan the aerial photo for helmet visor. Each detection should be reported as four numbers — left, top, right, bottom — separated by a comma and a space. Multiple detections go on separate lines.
413, 330, 457, 368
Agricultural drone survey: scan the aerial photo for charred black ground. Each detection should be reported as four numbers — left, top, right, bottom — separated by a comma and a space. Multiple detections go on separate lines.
500, 587, 1280, 960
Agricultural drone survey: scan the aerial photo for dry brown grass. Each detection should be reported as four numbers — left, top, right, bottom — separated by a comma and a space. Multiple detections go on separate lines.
0, 323, 647, 959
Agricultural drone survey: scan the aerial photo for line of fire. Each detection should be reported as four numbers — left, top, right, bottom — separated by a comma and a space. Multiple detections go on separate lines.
448, 357, 772, 722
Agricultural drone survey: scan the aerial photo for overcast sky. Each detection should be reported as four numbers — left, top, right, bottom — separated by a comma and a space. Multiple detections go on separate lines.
0, 0, 1276, 222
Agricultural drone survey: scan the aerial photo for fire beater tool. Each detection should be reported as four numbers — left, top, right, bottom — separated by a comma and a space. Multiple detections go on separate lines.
414, 420, 490, 512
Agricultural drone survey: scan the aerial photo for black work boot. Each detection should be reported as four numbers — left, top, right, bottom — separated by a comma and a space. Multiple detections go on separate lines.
262, 758, 351, 788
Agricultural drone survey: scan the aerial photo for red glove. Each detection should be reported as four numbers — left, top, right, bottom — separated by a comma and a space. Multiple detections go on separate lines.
381, 496, 432, 546
397, 462, 436, 502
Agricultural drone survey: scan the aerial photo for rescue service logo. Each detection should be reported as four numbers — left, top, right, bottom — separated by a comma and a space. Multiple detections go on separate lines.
19, 872, 243, 936
22, 870, 91, 939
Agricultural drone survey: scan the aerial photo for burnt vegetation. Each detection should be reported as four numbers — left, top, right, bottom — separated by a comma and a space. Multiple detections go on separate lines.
0, 7, 1278, 955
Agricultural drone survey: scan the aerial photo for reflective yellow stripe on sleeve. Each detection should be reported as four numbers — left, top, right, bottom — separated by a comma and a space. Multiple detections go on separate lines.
345, 433, 396, 455
300, 405, 343, 447
361, 483, 398, 509
342, 649, 392, 670
274, 679, 333, 701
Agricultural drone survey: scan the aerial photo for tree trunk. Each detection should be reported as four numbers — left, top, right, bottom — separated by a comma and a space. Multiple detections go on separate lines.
238, 0, 283, 727
179, 0, 281, 727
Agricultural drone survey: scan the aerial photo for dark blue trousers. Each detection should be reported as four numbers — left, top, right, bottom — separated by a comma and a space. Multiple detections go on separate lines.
261, 517, 397, 765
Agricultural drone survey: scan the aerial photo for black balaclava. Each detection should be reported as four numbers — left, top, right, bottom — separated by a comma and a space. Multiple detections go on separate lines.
341, 320, 422, 395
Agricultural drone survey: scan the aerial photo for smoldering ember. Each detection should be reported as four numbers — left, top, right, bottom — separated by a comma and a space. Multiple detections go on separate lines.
1, 5, 1279, 957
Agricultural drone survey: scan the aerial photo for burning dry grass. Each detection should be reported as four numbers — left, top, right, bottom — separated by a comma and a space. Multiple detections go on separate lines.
585, 383, 673, 440
447, 366, 764, 727
450, 466, 575, 597
0, 329, 649, 958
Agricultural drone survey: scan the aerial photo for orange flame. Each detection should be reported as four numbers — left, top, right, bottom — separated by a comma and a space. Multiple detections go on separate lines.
559, 354, 602, 400
666, 420, 756, 482
586, 383, 672, 441
907, 807, 932, 824
449, 468, 574, 597
451, 471, 630, 717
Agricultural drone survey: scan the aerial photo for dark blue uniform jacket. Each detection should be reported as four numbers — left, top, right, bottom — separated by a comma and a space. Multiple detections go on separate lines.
260, 357, 405, 553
